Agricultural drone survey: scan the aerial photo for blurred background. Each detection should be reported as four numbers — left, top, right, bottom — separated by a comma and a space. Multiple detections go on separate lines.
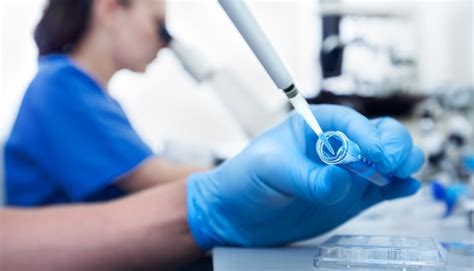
1, 0, 473, 233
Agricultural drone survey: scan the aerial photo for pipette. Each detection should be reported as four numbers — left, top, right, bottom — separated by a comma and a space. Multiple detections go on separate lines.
218, 0, 335, 154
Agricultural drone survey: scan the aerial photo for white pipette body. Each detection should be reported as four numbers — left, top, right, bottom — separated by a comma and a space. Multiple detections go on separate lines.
218, 0, 292, 89
218, 0, 335, 154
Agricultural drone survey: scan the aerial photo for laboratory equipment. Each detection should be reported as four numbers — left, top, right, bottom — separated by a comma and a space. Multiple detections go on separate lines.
317, 2, 419, 97
431, 181, 470, 217
158, 21, 287, 138
218, 0, 335, 154
316, 130, 390, 186
313, 235, 447, 270
169, 38, 287, 138
415, 86, 474, 223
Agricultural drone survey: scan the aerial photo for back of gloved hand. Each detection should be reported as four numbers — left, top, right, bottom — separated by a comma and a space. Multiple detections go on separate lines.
187, 105, 425, 250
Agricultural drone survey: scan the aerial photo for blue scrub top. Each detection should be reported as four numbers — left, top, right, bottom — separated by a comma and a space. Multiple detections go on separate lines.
4, 54, 153, 206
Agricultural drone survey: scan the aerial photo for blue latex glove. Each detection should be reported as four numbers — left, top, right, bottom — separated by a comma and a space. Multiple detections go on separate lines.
187, 105, 425, 250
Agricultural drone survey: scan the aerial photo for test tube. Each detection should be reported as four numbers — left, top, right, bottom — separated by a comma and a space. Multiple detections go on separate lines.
316, 131, 391, 186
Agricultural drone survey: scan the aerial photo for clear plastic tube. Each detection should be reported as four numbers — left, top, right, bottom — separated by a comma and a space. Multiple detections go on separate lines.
316, 131, 391, 186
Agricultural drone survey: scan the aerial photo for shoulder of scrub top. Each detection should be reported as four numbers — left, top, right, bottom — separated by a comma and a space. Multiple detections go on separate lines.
35, 53, 104, 92
24, 54, 107, 109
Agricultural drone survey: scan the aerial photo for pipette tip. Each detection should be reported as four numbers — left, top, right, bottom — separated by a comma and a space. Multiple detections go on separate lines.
319, 133, 335, 155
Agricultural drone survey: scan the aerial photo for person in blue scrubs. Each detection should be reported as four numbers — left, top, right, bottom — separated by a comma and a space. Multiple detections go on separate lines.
5, 0, 202, 206
1, 0, 425, 270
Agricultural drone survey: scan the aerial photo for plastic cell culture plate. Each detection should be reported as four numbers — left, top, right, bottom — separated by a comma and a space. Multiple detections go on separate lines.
313, 235, 446, 270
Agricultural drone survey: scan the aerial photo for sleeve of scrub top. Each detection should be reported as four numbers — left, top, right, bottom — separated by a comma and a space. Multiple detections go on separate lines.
31, 71, 154, 201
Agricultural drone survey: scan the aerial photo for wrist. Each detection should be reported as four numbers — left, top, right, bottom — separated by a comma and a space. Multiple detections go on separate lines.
186, 172, 222, 250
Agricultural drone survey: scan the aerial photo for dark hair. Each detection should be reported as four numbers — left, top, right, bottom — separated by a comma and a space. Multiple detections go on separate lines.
34, 0, 131, 56
34, 0, 94, 56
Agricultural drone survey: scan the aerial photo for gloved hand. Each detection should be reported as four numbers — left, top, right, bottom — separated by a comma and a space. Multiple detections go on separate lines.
187, 105, 425, 250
